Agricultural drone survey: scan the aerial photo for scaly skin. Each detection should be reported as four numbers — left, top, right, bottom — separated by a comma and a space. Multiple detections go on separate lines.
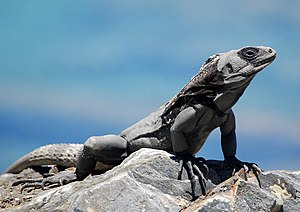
5, 144, 82, 173
4, 144, 113, 173
5, 46, 276, 199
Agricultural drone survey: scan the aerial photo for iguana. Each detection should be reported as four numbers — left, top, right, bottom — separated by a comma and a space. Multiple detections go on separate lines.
4, 46, 276, 198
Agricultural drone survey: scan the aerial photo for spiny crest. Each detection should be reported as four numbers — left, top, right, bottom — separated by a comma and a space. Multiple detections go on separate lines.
162, 54, 221, 124
169, 54, 220, 101
191, 54, 220, 84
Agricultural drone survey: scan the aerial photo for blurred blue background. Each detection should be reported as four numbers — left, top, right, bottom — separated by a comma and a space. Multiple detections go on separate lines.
1, 1, 299, 173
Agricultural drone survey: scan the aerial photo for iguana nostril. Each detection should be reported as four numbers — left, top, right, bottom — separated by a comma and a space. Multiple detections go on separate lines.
269, 48, 273, 53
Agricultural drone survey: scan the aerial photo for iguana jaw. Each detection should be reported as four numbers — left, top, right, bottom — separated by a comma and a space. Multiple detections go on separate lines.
252, 51, 276, 72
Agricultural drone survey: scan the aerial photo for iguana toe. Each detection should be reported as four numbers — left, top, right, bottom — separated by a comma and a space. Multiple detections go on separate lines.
223, 155, 262, 187
175, 151, 208, 200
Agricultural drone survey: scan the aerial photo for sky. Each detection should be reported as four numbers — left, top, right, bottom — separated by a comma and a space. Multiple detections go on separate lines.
0, 1, 299, 173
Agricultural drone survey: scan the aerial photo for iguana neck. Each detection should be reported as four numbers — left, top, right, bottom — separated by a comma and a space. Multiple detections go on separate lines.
213, 80, 252, 114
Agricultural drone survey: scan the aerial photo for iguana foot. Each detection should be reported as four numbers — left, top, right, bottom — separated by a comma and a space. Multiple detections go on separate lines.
175, 151, 209, 200
12, 170, 77, 193
223, 155, 262, 187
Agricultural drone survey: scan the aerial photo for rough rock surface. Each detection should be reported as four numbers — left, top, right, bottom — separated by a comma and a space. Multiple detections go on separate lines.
0, 148, 299, 211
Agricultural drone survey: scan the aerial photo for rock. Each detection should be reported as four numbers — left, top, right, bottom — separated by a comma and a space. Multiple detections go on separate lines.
182, 170, 300, 212
0, 148, 299, 211
0, 168, 43, 209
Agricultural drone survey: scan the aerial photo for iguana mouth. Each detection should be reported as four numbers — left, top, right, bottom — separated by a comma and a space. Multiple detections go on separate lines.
253, 54, 276, 67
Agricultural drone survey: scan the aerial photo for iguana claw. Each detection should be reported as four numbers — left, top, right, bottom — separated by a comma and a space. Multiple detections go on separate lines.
223, 155, 262, 188
12, 171, 77, 193
176, 152, 208, 200
251, 164, 262, 188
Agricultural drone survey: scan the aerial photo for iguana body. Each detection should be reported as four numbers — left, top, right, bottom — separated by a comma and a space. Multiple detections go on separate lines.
5, 46, 276, 192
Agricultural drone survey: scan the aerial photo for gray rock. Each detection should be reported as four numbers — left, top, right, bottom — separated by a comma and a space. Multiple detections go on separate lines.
184, 170, 300, 212
3, 149, 203, 211
1, 148, 299, 212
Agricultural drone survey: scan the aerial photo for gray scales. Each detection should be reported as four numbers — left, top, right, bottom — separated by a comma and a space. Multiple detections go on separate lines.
4, 46, 276, 199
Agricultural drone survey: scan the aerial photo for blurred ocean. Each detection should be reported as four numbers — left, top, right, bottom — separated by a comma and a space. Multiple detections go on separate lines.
1, 1, 300, 172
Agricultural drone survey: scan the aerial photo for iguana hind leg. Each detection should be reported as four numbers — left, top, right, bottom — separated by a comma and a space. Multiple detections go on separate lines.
15, 135, 129, 192
76, 134, 128, 180
13, 170, 77, 193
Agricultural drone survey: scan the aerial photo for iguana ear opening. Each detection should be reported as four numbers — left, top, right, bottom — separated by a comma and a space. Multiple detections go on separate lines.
221, 63, 234, 75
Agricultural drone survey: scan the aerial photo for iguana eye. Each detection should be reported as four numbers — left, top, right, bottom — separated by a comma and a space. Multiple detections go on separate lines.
238, 47, 259, 60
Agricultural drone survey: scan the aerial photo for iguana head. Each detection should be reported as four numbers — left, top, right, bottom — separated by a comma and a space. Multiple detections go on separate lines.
205, 46, 276, 113
163, 46, 276, 121
214, 46, 276, 89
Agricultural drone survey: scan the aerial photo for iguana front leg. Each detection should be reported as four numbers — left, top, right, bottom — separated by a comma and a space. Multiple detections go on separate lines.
220, 110, 262, 186
170, 106, 209, 199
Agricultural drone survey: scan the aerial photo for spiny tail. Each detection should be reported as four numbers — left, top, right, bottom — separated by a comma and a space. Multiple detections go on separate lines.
4, 144, 83, 174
